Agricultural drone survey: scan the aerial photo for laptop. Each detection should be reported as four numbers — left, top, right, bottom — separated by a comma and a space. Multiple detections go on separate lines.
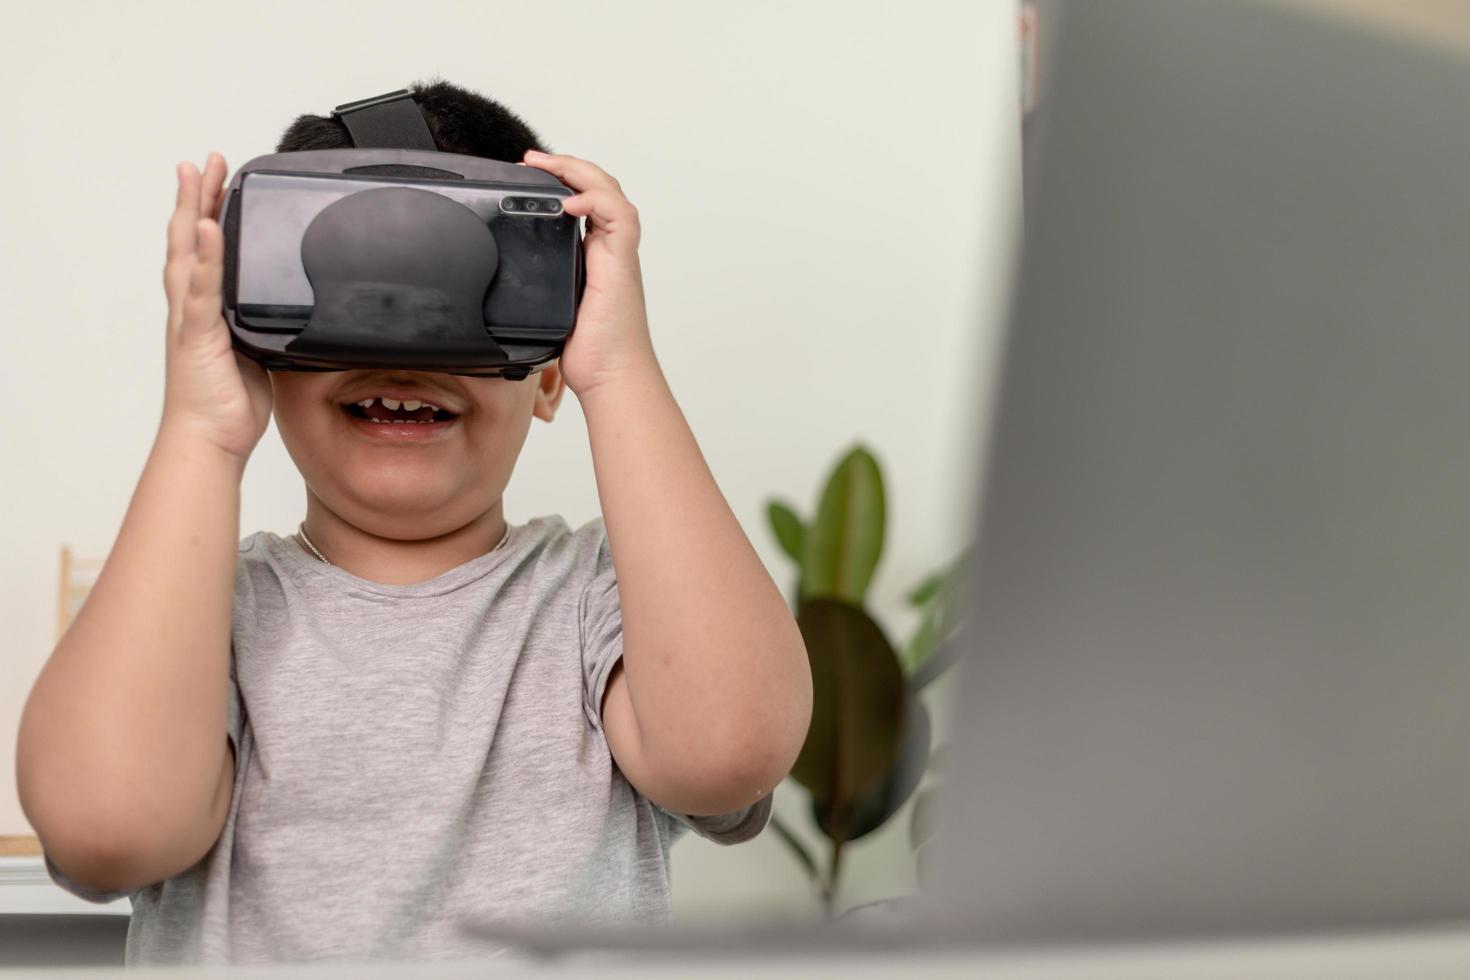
467, 0, 1470, 957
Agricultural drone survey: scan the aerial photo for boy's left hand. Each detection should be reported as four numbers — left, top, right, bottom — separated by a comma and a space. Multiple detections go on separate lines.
519, 150, 656, 397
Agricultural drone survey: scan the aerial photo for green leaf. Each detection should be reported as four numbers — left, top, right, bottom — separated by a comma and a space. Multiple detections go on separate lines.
911, 640, 964, 691
906, 570, 946, 607
812, 697, 931, 843
800, 447, 886, 605
789, 598, 907, 809
908, 547, 973, 607
937, 571, 964, 636
903, 552, 970, 674
902, 601, 946, 674
766, 500, 807, 567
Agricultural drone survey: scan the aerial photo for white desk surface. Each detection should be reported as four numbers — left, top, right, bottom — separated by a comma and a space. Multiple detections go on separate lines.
8, 851, 1470, 977
0, 856, 129, 916
6, 928, 1470, 979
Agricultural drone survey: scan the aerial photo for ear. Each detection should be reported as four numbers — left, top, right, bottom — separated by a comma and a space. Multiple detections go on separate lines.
531, 359, 566, 422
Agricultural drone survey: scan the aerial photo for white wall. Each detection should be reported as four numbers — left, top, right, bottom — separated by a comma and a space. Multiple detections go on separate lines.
0, 0, 1020, 919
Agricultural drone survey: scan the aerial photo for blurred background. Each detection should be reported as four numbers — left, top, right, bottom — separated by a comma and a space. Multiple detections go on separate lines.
0, 0, 1021, 937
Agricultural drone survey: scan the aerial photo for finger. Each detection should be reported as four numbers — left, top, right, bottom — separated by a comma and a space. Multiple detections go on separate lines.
522, 150, 623, 196
168, 162, 202, 261
164, 162, 202, 323
181, 218, 224, 340
199, 152, 229, 225
561, 188, 641, 254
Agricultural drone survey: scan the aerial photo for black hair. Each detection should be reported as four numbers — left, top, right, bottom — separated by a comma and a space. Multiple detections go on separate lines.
275, 75, 550, 160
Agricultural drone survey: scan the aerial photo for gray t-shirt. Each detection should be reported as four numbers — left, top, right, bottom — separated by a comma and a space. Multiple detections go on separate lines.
48, 515, 773, 965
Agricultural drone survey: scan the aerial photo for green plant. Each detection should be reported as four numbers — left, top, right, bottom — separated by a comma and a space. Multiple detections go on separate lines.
766, 444, 967, 916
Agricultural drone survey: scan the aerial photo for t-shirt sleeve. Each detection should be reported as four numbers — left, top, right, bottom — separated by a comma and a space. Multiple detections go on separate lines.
226, 650, 244, 757
659, 790, 775, 844
578, 522, 625, 739
227, 542, 253, 757
577, 518, 774, 846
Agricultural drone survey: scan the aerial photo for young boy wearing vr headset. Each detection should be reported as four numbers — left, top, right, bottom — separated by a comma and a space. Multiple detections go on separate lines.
17, 80, 813, 966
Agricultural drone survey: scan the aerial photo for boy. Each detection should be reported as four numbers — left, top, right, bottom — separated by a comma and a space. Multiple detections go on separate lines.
16, 79, 813, 966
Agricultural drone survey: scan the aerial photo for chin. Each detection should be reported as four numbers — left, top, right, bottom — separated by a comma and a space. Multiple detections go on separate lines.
326, 472, 465, 535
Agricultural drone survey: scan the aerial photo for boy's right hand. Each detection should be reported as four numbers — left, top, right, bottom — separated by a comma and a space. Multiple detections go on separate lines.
161, 153, 272, 463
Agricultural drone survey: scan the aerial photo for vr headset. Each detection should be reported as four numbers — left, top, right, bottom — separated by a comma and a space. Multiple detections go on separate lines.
221, 89, 584, 380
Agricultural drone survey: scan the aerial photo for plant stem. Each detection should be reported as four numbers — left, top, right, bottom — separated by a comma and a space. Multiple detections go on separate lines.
828, 836, 847, 915
822, 795, 852, 919
768, 813, 820, 885
818, 612, 856, 919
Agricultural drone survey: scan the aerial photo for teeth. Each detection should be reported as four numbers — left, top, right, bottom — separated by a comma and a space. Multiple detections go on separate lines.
351, 395, 450, 419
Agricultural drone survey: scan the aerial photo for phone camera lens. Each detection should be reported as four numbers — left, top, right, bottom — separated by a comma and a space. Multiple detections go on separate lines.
502, 197, 519, 211
525, 198, 541, 212
545, 199, 562, 214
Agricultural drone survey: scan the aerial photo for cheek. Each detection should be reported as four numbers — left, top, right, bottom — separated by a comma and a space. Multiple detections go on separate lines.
271, 385, 333, 460
270, 381, 370, 504
462, 398, 537, 462
271, 375, 331, 426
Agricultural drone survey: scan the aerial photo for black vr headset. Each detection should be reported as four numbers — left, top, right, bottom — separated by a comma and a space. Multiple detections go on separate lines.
221, 89, 584, 380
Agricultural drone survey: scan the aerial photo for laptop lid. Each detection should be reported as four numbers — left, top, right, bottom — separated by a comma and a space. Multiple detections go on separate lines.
930, 0, 1470, 943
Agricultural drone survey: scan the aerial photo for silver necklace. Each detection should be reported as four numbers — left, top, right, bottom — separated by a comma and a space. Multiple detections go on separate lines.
295, 521, 511, 567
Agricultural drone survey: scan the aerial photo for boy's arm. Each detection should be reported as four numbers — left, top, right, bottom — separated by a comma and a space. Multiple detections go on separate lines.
16, 153, 270, 893
522, 150, 813, 817
20, 430, 243, 892
585, 367, 813, 816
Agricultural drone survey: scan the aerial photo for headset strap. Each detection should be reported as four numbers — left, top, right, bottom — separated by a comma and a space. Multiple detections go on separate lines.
330, 90, 437, 151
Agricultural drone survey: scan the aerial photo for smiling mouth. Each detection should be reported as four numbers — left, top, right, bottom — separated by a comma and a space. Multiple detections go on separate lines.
341, 396, 460, 425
